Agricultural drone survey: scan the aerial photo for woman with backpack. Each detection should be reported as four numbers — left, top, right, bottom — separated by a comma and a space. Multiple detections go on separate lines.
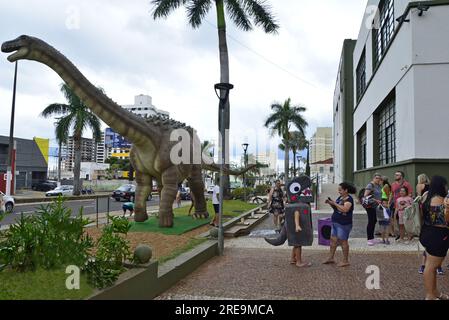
419, 176, 449, 300
363, 173, 383, 246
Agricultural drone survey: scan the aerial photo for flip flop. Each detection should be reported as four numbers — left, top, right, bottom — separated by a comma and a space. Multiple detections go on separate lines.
323, 260, 336, 265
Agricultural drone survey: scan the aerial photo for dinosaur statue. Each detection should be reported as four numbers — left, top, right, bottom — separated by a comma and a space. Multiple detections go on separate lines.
2, 35, 252, 227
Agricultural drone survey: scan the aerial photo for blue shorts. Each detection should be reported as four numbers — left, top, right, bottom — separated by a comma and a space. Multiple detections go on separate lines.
331, 223, 352, 241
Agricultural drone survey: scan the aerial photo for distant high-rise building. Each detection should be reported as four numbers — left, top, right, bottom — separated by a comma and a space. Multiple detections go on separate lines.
122, 94, 169, 118
310, 127, 333, 164
61, 136, 97, 171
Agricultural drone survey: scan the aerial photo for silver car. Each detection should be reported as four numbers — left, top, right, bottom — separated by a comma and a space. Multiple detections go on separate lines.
46, 185, 74, 197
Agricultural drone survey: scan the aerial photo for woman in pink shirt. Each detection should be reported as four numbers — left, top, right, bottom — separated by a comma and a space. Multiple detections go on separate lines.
395, 186, 413, 242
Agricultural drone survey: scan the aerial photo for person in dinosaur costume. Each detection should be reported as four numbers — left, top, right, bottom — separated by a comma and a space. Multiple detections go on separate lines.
1, 35, 251, 227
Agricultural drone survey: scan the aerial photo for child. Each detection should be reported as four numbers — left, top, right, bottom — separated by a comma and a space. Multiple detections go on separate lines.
377, 198, 391, 245
419, 252, 445, 275
395, 186, 413, 242
122, 202, 134, 217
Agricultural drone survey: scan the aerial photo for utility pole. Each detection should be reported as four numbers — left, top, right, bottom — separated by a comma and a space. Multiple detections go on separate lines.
6, 62, 18, 196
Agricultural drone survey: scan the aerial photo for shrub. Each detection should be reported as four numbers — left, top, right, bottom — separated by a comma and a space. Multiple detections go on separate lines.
85, 215, 131, 289
0, 197, 93, 272
254, 184, 271, 196
232, 187, 255, 200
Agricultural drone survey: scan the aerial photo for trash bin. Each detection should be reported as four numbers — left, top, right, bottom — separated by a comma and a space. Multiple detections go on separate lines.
318, 217, 332, 246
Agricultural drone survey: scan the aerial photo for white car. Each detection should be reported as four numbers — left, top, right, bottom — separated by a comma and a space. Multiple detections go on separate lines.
46, 185, 74, 197
0, 191, 15, 212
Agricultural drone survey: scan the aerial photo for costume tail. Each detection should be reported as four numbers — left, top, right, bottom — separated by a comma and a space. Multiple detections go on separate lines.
264, 224, 287, 246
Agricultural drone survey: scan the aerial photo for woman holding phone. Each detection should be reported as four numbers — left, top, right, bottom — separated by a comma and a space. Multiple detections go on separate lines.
323, 182, 357, 267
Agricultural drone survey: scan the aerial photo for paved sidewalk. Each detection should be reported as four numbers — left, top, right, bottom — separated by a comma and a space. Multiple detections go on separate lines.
157, 246, 449, 300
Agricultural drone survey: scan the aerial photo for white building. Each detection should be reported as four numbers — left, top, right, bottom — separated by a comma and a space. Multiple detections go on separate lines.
102, 94, 171, 160
256, 151, 277, 177
334, 0, 449, 187
122, 94, 169, 118
80, 162, 110, 181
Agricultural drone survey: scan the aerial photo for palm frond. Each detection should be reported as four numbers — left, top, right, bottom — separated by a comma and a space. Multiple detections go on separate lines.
151, 0, 186, 19
243, 0, 279, 33
55, 115, 74, 144
225, 0, 252, 31
60, 83, 83, 108
86, 112, 103, 143
187, 0, 212, 28
41, 103, 71, 118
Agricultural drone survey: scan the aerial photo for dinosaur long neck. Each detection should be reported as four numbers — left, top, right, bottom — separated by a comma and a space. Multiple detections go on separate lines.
29, 44, 159, 145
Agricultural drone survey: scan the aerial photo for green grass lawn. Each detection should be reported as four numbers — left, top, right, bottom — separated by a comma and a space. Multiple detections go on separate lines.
0, 268, 94, 300
174, 200, 259, 218
129, 200, 259, 235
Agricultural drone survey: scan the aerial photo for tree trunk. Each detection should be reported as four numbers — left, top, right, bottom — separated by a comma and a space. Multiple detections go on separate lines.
292, 150, 297, 177
73, 132, 82, 196
306, 144, 311, 177
216, 0, 231, 199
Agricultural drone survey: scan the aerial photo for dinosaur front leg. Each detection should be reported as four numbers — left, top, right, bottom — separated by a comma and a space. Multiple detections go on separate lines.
159, 167, 179, 228
134, 171, 152, 222
188, 167, 208, 218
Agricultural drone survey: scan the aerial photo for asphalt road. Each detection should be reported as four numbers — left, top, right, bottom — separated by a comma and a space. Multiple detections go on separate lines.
1, 196, 160, 227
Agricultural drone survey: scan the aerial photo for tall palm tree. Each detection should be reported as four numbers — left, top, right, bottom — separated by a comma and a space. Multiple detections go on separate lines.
151, 0, 279, 198
41, 83, 102, 196
264, 98, 308, 182
279, 131, 307, 176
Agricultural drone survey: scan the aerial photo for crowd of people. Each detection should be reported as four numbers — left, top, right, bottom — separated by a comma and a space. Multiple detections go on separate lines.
266, 171, 449, 300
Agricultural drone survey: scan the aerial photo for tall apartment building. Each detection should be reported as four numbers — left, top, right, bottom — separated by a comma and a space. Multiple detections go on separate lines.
309, 127, 333, 164
333, 0, 449, 188
61, 136, 97, 171
256, 151, 277, 176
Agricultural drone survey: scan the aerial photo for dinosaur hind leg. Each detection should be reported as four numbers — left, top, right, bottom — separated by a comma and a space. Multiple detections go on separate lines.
159, 167, 179, 228
188, 167, 208, 218
134, 171, 152, 222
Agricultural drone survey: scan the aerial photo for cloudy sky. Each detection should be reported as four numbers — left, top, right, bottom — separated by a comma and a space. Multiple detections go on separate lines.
0, 0, 367, 170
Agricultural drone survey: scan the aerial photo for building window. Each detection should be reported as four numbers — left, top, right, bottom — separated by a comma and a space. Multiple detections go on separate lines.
373, 0, 395, 69
378, 95, 396, 165
356, 49, 367, 101
319, 167, 324, 174
358, 128, 367, 170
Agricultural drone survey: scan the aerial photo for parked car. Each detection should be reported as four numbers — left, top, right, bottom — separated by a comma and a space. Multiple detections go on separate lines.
45, 185, 74, 197
32, 180, 57, 192
112, 184, 153, 202
0, 191, 15, 212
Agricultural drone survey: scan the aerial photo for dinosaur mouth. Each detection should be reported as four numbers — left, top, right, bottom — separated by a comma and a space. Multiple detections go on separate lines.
1, 39, 30, 62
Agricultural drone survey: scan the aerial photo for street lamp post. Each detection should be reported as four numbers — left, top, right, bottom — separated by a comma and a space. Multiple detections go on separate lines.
242, 143, 249, 202
6, 62, 18, 196
214, 82, 234, 256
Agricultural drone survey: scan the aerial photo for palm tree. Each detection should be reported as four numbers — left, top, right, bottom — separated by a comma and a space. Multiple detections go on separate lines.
151, 0, 279, 198
264, 98, 308, 182
41, 83, 102, 196
279, 131, 308, 176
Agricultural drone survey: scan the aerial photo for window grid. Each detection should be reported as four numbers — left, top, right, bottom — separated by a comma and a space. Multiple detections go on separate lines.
360, 129, 367, 170
356, 50, 366, 101
373, 0, 395, 68
378, 98, 396, 165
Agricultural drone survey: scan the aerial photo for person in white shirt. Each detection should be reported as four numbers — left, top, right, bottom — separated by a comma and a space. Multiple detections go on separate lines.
210, 179, 220, 227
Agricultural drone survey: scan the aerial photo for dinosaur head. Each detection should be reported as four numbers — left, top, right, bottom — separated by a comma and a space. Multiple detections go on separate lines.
2, 35, 42, 62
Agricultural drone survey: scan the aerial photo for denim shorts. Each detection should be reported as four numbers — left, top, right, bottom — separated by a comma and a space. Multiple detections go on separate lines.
331, 223, 353, 241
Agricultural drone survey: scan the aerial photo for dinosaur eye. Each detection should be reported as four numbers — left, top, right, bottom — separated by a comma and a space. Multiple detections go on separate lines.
289, 182, 301, 194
